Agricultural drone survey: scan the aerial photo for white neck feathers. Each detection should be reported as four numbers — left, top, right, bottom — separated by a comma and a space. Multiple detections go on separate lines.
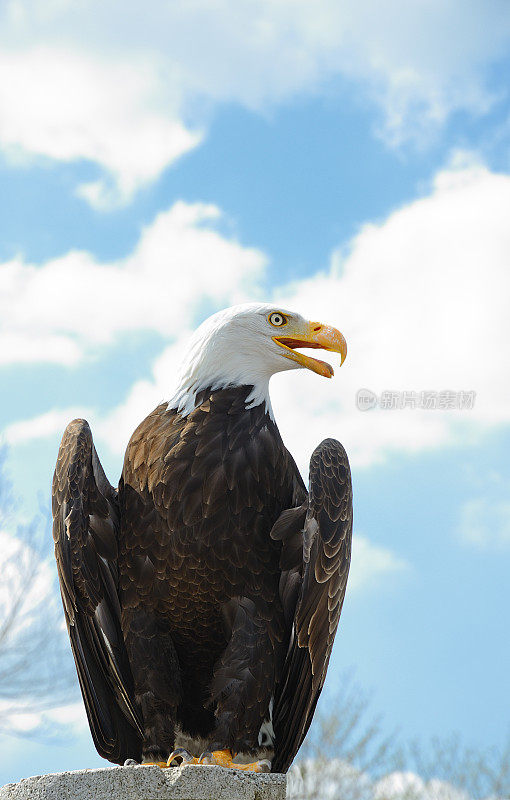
166, 305, 283, 418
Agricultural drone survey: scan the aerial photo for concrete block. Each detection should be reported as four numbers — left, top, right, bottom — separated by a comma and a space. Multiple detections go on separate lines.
0, 764, 286, 800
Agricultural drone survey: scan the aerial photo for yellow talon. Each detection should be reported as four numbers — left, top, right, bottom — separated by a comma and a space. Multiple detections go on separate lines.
199, 749, 270, 772
167, 748, 200, 767
142, 747, 270, 772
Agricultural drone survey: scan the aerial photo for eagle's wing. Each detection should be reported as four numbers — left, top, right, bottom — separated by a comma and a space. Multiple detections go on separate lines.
52, 419, 143, 764
270, 438, 353, 773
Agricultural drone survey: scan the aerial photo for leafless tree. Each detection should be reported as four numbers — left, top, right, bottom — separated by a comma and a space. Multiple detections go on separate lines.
287, 673, 510, 800
404, 733, 510, 799
298, 672, 400, 775
287, 673, 401, 799
0, 447, 75, 738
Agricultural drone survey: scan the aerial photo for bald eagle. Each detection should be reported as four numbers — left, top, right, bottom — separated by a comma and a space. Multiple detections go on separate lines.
52, 303, 352, 774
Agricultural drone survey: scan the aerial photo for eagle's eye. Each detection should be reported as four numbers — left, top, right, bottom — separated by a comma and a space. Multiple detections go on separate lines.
268, 312, 287, 327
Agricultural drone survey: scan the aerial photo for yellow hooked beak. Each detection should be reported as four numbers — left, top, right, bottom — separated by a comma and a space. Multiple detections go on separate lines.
273, 320, 347, 378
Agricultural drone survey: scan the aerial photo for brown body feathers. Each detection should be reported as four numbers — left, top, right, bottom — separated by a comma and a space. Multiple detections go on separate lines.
52, 385, 352, 772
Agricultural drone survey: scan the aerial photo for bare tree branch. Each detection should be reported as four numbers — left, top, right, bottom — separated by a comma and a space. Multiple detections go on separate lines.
0, 447, 76, 738
288, 673, 510, 799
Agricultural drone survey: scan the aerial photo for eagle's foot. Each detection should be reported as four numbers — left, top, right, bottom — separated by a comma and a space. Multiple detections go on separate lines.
198, 749, 271, 772
167, 748, 199, 767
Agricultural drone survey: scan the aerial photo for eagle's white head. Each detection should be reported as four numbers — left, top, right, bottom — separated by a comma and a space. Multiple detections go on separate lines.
168, 302, 347, 417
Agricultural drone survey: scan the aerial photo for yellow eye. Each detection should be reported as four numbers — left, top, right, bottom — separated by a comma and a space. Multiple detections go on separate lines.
269, 311, 287, 327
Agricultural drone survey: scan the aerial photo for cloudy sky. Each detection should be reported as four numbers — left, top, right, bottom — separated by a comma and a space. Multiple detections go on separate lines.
1, 0, 510, 789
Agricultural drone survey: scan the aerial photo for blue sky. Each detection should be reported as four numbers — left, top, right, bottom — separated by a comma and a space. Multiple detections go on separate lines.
0, 0, 510, 789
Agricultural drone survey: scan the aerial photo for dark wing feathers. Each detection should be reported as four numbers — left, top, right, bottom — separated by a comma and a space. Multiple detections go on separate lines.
53, 398, 350, 773
271, 438, 353, 773
52, 419, 143, 764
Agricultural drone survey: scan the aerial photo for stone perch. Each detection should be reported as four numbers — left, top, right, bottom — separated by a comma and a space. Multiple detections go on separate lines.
0, 764, 286, 800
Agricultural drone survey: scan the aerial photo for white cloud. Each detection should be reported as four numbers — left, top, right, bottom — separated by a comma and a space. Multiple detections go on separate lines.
4, 408, 89, 445
0, 333, 81, 366
349, 535, 409, 593
457, 472, 510, 550
0, 47, 202, 208
94, 339, 187, 455
5, 160, 510, 471
458, 498, 510, 549
271, 157, 510, 467
76, 161, 510, 468
0, 200, 266, 366
0, 1, 509, 202
0, 699, 87, 736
